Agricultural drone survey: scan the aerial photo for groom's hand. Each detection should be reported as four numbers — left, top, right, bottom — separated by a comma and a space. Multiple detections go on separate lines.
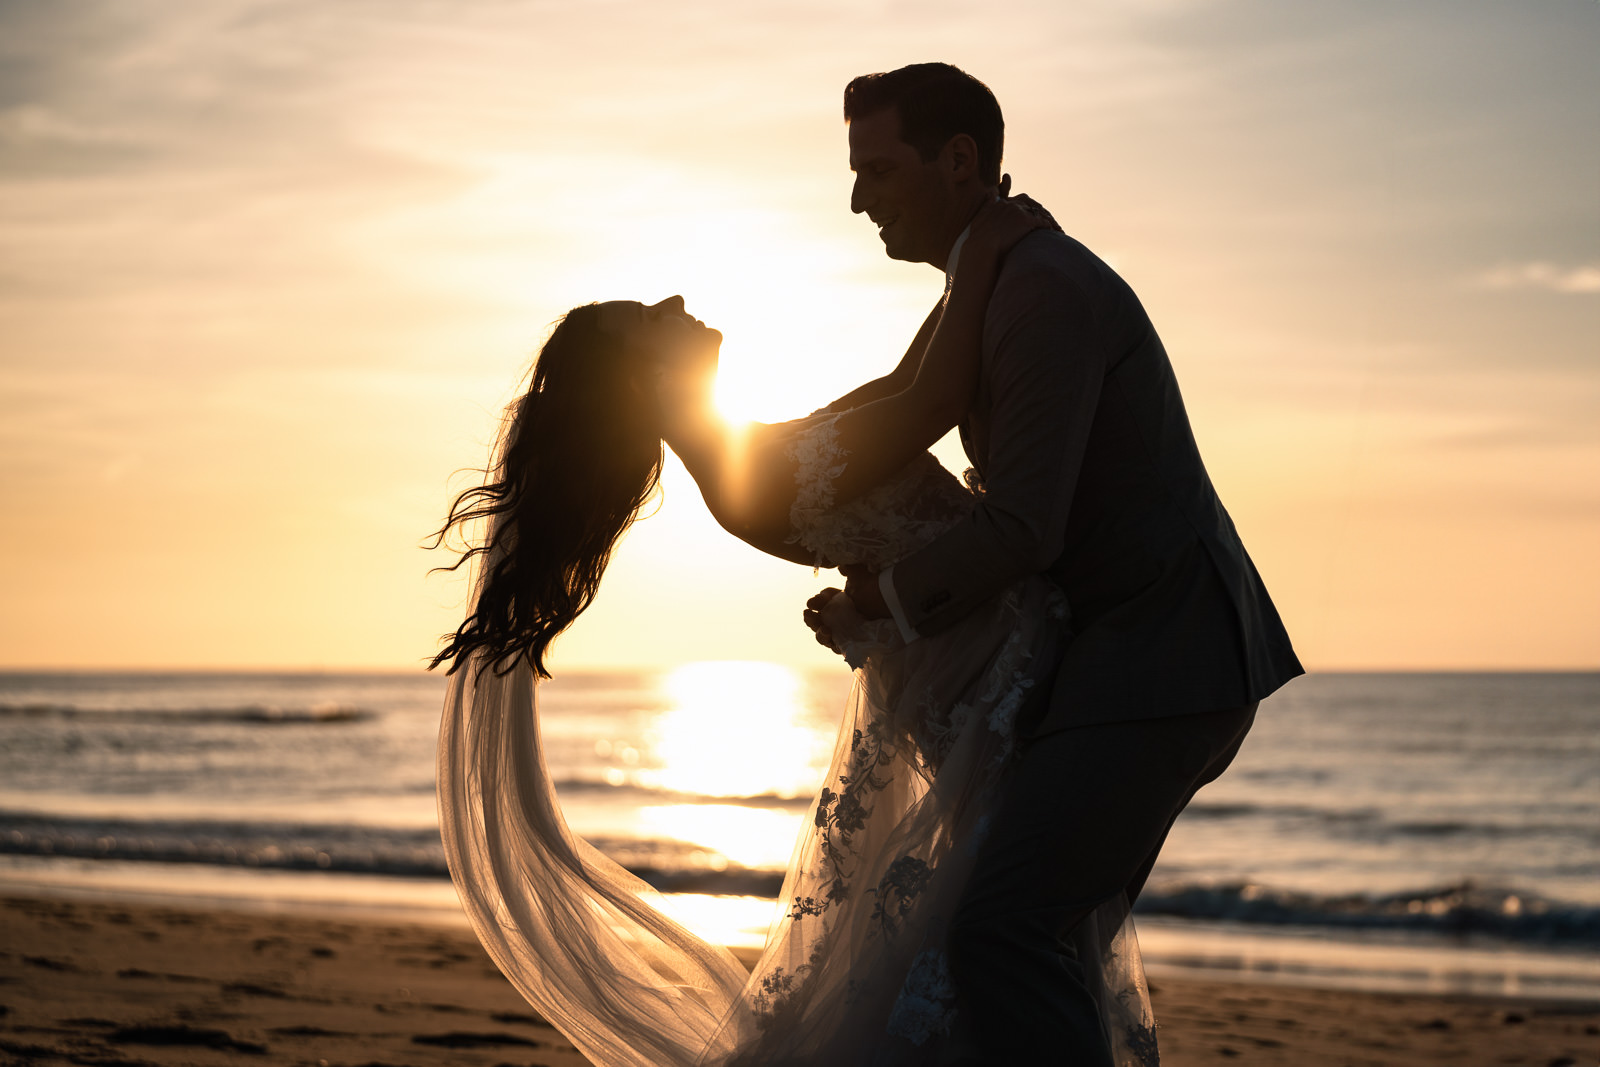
839, 564, 890, 620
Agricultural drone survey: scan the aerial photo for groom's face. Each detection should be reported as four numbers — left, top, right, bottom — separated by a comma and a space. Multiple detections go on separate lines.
848, 107, 963, 267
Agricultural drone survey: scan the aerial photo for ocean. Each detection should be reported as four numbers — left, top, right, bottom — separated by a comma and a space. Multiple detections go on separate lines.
1, 667, 1596, 1001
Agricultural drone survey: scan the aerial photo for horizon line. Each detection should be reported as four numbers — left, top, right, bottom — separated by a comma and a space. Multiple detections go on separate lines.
0, 664, 1595, 677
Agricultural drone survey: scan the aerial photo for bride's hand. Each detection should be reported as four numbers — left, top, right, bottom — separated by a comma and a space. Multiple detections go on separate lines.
803, 584, 889, 668
803, 587, 845, 650
963, 181, 1062, 266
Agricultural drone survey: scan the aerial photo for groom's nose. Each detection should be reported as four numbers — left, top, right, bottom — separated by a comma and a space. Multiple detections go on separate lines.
850, 174, 870, 215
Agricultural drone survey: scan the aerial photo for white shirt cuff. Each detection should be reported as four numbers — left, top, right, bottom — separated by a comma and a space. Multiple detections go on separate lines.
878, 565, 920, 645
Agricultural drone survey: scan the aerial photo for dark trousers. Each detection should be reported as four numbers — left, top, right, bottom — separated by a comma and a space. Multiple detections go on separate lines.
945, 701, 1258, 1066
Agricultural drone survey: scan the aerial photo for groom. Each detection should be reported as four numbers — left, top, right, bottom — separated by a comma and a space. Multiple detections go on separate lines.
805, 63, 1302, 1064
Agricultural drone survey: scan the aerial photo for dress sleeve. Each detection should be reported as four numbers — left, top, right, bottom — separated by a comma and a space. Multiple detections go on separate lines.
782, 413, 976, 574
783, 414, 850, 568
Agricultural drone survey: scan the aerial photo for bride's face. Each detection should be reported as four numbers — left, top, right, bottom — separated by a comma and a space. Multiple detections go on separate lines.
597, 297, 722, 375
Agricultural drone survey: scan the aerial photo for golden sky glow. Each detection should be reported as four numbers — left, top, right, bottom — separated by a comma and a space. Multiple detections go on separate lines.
0, 1, 1595, 671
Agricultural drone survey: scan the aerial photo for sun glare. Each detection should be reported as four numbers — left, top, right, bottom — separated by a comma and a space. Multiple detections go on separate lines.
713, 371, 760, 426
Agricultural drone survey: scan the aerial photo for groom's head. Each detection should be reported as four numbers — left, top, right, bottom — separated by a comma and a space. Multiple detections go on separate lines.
844, 63, 1004, 267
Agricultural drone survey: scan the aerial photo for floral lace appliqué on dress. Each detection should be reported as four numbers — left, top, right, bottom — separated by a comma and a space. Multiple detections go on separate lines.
784, 414, 978, 574
886, 949, 957, 1046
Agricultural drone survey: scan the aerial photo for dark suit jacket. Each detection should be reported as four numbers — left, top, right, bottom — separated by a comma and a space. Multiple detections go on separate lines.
889, 230, 1303, 732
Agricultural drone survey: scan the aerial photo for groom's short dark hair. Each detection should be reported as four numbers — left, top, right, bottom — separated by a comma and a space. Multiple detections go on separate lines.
844, 63, 1004, 187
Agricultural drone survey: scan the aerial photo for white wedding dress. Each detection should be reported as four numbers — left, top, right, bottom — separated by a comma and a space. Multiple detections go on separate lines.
437, 414, 1160, 1066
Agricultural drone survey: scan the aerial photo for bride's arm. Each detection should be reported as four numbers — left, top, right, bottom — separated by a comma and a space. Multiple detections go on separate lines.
819, 233, 1005, 501
664, 198, 1050, 560
686, 430, 826, 566
663, 247, 992, 557
815, 178, 1024, 416
824, 196, 1060, 501
657, 380, 821, 565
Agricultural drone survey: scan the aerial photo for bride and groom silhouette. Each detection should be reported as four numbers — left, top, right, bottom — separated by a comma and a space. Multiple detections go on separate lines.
431, 62, 1300, 1067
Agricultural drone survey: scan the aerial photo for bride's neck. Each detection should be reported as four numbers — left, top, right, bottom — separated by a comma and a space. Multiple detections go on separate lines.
658, 402, 724, 482
654, 360, 722, 472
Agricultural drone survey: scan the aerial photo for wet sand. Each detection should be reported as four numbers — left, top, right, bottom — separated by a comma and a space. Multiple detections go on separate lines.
1, 894, 1594, 1066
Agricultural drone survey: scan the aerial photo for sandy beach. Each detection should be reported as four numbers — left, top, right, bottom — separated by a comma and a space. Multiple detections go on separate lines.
1, 894, 1594, 1067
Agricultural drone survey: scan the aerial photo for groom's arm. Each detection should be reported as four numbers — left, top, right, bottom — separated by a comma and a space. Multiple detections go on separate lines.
815, 299, 944, 413
876, 249, 1108, 637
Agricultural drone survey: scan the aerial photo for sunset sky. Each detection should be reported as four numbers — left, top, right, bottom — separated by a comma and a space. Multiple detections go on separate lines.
1, 1, 1595, 672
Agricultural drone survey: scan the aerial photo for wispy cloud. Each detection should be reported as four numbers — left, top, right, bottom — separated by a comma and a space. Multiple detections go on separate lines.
1473, 262, 1600, 295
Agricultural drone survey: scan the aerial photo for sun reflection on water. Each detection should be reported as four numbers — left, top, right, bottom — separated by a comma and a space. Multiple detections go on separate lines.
636, 804, 803, 872
627, 661, 834, 882
646, 661, 831, 801
651, 893, 779, 952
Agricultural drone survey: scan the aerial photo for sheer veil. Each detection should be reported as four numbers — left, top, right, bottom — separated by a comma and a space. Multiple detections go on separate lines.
437, 656, 752, 1067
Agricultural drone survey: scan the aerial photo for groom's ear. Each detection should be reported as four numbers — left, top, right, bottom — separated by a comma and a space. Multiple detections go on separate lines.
940, 132, 981, 184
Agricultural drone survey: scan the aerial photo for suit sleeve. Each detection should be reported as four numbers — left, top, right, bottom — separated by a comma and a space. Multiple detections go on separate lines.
886, 252, 1108, 636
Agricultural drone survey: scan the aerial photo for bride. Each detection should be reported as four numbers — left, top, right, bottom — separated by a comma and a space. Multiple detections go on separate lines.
430, 198, 1158, 1067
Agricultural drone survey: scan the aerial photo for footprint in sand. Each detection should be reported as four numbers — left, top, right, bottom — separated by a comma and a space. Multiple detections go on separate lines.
109, 1024, 267, 1054
412, 1030, 545, 1049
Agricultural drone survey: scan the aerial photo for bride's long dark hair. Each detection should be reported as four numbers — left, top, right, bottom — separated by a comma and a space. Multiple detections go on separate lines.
429, 304, 663, 677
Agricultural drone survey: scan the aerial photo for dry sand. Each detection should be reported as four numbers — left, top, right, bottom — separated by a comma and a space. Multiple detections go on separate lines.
1, 893, 1594, 1066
